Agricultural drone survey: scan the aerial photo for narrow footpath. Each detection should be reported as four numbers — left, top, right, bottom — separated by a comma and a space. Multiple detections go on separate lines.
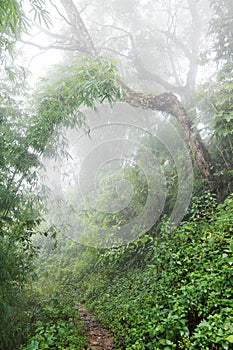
78, 303, 114, 350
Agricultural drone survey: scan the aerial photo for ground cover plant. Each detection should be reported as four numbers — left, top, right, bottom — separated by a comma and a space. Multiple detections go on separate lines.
36, 193, 233, 349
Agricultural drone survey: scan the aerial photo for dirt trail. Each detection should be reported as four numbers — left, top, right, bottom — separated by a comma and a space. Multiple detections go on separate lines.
78, 303, 114, 350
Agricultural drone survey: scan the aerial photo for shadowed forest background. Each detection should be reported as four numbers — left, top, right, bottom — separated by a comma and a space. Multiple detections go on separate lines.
0, 0, 233, 349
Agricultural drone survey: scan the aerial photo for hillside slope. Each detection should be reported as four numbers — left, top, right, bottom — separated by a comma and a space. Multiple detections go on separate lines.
22, 193, 233, 349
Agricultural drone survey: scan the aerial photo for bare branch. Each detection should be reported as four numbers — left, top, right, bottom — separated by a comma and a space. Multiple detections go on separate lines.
185, 0, 201, 90
101, 33, 132, 48
27, 50, 47, 69
99, 47, 130, 59
79, 2, 91, 14
155, 29, 192, 59
90, 21, 132, 36
167, 45, 182, 86
133, 54, 183, 93
60, 0, 96, 55
48, 0, 72, 27
19, 39, 90, 54
35, 24, 67, 41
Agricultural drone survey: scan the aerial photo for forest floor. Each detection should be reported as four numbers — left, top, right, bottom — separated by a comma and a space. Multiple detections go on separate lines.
78, 303, 114, 350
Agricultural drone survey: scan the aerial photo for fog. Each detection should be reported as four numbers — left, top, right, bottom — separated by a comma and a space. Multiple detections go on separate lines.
19, 0, 213, 247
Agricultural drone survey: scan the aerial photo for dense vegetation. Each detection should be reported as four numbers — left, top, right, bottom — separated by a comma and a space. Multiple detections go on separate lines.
0, 0, 232, 349
25, 192, 233, 349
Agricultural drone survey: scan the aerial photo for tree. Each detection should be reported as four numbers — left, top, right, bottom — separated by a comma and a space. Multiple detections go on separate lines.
21, 0, 215, 180
0, 1, 50, 348
196, 0, 233, 197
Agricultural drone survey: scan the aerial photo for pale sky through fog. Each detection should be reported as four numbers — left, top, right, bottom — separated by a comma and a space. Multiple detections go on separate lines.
17, 0, 215, 89
17, 1, 66, 84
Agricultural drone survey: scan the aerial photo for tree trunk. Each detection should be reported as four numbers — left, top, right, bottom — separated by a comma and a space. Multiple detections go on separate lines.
57, 0, 214, 181
122, 83, 213, 180
60, 0, 96, 55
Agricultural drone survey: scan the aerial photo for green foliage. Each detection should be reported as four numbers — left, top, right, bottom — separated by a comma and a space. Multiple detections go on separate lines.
86, 194, 233, 349
77, 163, 148, 246
60, 129, 179, 247
197, 0, 233, 197
0, 0, 50, 54
1, 2, 232, 350
0, 18, 122, 345
30, 56, 122, 154
0, 8, 122, 343
191, 312, 233, 349
197, 73, 233, 197
0, 1, 51, 345
37, 193, 233, 349
209, 0, 233, 63
0, 0, 26, 53
0, 235, 35, 349
19, 290, 87, 350
0, 67, 44, 349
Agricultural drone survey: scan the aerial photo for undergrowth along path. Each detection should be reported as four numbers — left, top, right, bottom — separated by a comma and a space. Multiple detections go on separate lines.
78, 303, 114, 350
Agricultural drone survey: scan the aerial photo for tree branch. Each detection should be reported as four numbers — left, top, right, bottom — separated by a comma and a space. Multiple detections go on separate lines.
153, 29, 192, 59
133, 54, 184, 93
99, 47, 130, 59
60, 0, 96, 56
48, 0, 72, 27
185, 0, 201, 91
167, 44, 182, 86
35, 24, 67, 41
19, 39, 90, 54
121, 81, 213, 179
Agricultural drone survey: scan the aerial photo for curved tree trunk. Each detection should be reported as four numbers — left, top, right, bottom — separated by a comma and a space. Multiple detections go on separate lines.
58, 0, 214, 181
122, 83, 213, 180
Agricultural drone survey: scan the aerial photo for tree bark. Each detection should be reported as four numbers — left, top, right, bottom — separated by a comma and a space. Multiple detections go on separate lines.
56, 0, 96, 55
122, 83, 213, 180
49, 0, 214, 180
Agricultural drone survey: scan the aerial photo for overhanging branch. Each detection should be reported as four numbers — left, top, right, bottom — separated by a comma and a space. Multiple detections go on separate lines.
120, 81, 213, 180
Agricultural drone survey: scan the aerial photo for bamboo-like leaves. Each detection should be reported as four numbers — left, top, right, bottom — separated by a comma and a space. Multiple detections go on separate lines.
29, 56, 122, 153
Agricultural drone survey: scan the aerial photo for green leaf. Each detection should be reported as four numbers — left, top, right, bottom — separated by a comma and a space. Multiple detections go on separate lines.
229, 240, 233, 253
225, 335, 233, 343
28, 340, 39, 350
224, 113, 233, 122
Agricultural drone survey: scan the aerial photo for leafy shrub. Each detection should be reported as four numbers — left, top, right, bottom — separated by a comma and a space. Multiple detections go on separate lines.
19, 286, 87, 350
28, 193, 233, 349
73, 194, 233, 349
